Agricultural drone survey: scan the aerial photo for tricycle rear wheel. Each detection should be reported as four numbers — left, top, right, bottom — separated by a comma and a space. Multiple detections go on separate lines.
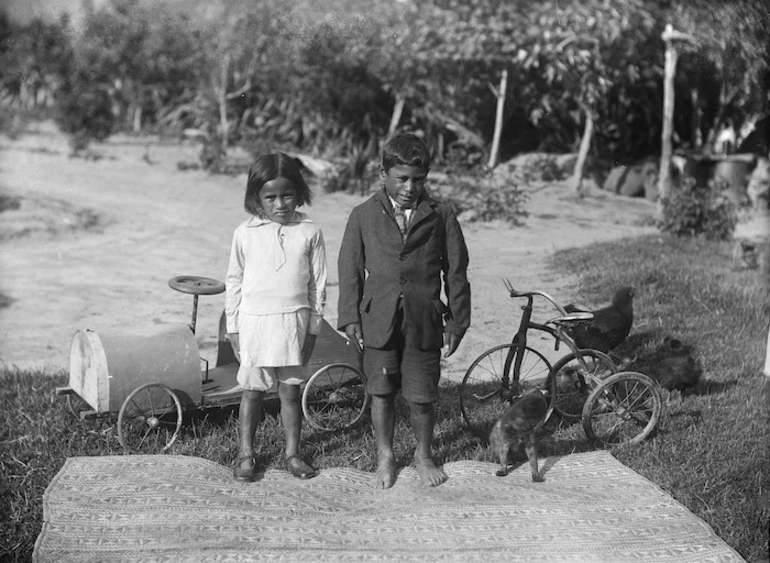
546, 349, 616, 421
582, 371, 662, 446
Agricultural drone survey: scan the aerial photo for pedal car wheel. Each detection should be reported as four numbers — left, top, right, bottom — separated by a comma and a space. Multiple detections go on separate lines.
117, 383, 183, 454
546, 349, 616, 421
459, 344, 553, 440
302, 363, 369, 432
582, 371, 662, 446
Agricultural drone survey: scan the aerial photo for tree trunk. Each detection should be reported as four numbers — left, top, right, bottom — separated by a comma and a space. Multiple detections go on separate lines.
388, 94, 405, 136
658, 33, 679, 217
658, 24, 693, 218
487, 69, 508, 169
218, 54, 231, 152
133, 105, 142, 133
570, 106, 594, 198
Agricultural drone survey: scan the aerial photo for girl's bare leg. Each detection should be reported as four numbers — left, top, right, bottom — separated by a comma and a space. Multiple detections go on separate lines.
239, 389, 264, 469
278, 382, 302, 458
370, 393, 397, 489
409, 400, 447, 486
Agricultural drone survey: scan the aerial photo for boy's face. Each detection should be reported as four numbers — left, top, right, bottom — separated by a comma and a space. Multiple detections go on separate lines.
259, 177, 298, 224
381, 164, 428, 209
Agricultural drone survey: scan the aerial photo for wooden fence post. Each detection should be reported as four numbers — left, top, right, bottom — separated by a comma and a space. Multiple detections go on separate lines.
764, 325, 770, 377
658, 24, 694, 218
487, 69, 508, 169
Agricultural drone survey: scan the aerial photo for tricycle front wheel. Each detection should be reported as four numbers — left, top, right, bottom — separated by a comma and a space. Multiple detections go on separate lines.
302, 363, 369, 432
582, 371, 662, 446
117, 383, 183, 454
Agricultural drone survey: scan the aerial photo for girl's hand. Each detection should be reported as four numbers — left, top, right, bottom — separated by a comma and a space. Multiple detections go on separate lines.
302, 333, 317, 365
228, 332, 241, 363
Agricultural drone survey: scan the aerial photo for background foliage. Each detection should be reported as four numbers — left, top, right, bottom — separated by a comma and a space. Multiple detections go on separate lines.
1, 0, 768, 167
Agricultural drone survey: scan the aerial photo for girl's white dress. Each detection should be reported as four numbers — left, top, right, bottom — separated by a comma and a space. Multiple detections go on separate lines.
225, 212, 326, 389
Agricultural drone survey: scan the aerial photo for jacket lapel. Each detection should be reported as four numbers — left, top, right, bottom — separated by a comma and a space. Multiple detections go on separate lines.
407, 197, 436, 231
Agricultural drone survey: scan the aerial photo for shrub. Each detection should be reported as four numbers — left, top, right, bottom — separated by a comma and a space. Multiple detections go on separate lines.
437, 171, 529, 226
54, 82, 114, 153
659, 177, 737, 241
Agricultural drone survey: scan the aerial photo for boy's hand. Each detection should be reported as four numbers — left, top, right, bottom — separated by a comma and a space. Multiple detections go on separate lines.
228, 332, 241, 363
443, 332, 462, 358
302, 333, 317, 365
344, 323, 364, 354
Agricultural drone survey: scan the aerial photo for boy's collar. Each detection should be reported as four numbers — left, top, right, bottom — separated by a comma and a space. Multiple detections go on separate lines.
378, 188, 431, 211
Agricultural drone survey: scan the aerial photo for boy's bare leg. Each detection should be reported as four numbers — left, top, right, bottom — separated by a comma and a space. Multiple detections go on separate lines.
370, 394, 397, 489
278, 383, 301, 459
409, 400, 447, 486
239, 390, 264, 469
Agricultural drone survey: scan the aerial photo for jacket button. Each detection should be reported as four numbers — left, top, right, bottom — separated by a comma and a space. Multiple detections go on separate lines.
399, 278, 406, 285
399, 255, 406, 261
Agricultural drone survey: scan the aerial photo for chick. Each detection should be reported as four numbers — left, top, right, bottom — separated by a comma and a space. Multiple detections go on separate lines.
564, 287, 635, 353
489, 389, 549, 482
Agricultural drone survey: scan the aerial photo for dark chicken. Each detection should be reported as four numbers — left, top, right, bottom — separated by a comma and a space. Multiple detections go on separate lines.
564, 287, 634, 353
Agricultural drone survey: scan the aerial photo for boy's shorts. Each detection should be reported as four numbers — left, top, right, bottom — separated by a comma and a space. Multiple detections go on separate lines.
237, 365, 307, 392
363, 309, 441, 403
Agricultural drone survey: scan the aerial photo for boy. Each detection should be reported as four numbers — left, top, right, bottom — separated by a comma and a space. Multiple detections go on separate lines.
337, 133, 471, 488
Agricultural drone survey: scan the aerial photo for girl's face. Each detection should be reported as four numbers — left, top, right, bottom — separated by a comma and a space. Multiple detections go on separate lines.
259, 177, 298, 224
381, 164, 427, 209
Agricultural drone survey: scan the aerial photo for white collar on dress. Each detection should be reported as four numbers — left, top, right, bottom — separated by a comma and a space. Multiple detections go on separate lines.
246, 211, 310, 227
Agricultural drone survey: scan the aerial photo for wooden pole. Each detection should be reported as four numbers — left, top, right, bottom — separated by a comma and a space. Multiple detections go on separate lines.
388, 94, 406, 136
487, 68, 508, 169
571, 106, 594, 198
764, 325, 770, 377
658, 24, 694, 218
218, 53, 231, 153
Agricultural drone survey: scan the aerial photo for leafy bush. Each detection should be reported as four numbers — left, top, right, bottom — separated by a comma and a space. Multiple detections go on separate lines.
54, 82, 114, 153
659, 177, 737, 241
438, 172, 529, 226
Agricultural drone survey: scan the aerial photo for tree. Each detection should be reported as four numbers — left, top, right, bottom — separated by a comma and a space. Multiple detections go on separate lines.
672, 0, 770, 150
0, 13, 73, 109
75, 0, 204, 133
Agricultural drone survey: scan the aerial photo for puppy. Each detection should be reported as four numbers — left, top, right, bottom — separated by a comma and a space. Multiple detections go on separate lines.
489, 389, 549, 482
656, 337, 702, 400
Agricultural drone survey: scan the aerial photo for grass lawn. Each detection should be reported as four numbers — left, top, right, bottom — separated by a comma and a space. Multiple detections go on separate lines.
2, 233, 768, 562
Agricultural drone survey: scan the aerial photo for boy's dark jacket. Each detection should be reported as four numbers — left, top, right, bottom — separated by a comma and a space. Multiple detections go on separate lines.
337, 188, 471, 350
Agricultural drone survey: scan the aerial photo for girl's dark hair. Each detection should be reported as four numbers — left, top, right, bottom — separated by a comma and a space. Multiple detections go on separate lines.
244, 152, 312, 216
381, 133, 431, 172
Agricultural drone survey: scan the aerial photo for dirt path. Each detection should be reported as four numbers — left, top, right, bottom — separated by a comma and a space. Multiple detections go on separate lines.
0, 122, 671, 379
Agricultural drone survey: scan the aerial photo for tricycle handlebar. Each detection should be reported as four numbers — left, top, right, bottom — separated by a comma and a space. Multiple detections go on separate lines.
502, 278, 568, 316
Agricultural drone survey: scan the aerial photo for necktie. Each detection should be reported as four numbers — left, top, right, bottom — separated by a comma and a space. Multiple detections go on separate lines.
394, 205, 408, 241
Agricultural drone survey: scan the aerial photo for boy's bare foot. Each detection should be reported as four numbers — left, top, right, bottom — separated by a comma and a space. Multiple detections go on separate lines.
415, 457, 447, 487
371, 457, 397, 489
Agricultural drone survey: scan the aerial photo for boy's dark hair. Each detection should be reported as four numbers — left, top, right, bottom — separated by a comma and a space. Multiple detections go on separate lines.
381, 133, 431, 172
244, 152, 312, 216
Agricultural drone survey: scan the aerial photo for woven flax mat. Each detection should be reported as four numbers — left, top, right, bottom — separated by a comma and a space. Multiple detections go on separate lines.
33, 450, 745, 563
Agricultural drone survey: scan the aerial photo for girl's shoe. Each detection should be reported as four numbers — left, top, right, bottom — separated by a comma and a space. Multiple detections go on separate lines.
285, 454, 318, 479
233, 454, 257, 482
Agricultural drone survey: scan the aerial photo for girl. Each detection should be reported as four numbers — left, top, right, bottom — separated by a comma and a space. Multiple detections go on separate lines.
226, 152, 327, 482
